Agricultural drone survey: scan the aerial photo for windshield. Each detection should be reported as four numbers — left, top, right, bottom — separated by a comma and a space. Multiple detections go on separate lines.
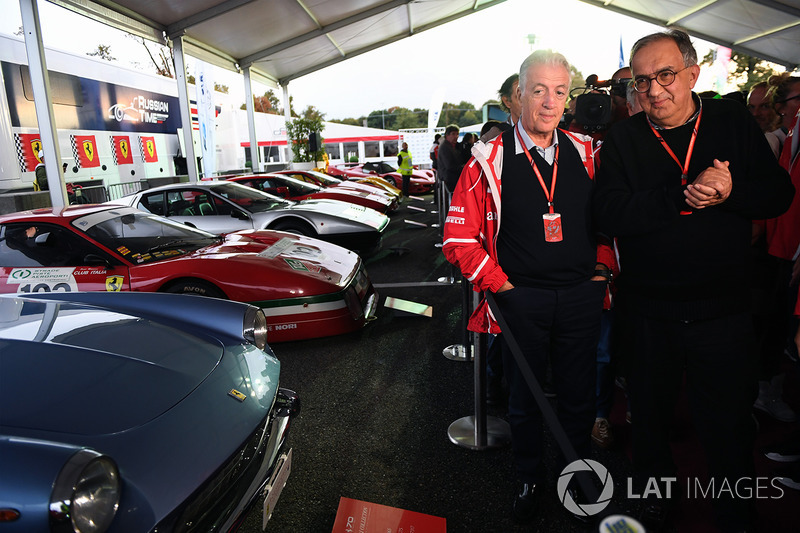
210, 182, 292, 213
307, 170, 342, 186
73, 208, 219, 264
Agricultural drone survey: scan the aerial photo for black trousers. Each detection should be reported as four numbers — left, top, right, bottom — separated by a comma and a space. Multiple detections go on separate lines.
496, 279, 605, 484
401, 174, 411, 198
619, 308, 758, 529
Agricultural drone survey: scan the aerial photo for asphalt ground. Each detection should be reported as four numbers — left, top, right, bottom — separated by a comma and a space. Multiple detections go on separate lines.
239, 193, 800, 533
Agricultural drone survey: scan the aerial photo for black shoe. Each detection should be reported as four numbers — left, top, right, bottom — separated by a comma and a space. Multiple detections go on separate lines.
512, 483, 540, 524
763, 438, 800, 462
564, 487, 593, 524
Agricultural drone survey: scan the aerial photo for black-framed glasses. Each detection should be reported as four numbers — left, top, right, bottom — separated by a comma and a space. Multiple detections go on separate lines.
776, 94, 800, 104
633, 66, 690, 93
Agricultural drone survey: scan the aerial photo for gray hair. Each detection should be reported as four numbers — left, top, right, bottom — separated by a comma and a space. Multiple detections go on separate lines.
519, 50, 571, 94
630, 29, 697, 69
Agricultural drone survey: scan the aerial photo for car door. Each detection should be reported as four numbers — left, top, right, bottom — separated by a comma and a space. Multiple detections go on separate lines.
0, 222, 130, 295
165, 189, 253, 234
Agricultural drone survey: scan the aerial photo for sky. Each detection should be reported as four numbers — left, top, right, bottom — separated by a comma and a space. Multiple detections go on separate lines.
0, 0, 735, 121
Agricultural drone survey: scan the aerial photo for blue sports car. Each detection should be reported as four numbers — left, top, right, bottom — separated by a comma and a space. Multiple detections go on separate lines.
0, 291, 299, 532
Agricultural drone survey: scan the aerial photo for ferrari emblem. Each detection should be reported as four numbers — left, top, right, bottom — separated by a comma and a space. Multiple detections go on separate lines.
31, 139, 42, 161
228, 389, 247, 402
82, 140, 95, 162
105, 275, 124, 292
146, 140, 155, 159
120, 140, 128, 159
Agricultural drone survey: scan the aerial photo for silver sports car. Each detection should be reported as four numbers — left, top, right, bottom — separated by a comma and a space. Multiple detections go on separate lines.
115, 181, 389, 253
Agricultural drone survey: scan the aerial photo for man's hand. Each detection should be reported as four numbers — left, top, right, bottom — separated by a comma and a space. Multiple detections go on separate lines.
496, 280, 515, 293
685, 159, 731, 209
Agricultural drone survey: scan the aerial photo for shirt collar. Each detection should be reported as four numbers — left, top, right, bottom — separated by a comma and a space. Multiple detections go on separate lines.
515, 123, 558, 153
647, 92, 703, 131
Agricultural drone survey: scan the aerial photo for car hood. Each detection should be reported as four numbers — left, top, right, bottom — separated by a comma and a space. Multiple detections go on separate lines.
288, 199, 388, 230
0, 300, 222, 436
195, 230, 361, 287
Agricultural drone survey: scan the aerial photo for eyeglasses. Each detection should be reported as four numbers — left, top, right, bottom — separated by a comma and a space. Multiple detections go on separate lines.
633, 66, 690, 93
776, 94, 800, 104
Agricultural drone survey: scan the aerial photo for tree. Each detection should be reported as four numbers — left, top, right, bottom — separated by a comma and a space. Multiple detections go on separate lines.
86, 44, 116, 62
285, 115, 325, 163
700, 50, 778, 91
127, 34, 174, 78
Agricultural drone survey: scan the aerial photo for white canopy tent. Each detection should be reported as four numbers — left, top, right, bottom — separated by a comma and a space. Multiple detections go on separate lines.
20, 0, 800, 207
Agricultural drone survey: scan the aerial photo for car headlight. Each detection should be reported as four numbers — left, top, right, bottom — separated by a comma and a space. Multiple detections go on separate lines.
50, 450, 120, 533
244, 306, 268, 350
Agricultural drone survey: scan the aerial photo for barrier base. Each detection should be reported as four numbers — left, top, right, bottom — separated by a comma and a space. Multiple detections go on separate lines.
447, 415, 511, 450
443, 344, 471, 361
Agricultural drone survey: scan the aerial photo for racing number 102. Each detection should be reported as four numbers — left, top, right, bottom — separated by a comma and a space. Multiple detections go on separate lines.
18, 282, 72, 293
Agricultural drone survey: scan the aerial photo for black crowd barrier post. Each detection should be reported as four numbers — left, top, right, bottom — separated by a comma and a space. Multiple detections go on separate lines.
447, 286, 511, 450
485, 293, 626, 522
443, 276, 472, 361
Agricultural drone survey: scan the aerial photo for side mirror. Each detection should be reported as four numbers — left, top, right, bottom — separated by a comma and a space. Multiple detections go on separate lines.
83, 254, 110, 267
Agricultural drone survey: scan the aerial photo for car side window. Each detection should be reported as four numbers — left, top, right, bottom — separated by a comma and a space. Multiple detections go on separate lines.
138, 192, 165, 215
0, 223, 101, 267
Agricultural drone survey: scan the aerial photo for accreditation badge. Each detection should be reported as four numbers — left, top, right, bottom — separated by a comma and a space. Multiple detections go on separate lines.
543, 212, 563, 242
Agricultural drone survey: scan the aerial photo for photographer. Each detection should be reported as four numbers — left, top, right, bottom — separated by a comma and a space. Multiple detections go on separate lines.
566, 67, 632, 142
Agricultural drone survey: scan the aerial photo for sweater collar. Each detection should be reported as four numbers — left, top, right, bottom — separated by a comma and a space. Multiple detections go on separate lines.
646, 92, 703, 131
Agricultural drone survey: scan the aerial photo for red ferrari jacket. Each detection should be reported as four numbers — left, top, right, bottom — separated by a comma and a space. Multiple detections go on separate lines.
443, 127, 617, 334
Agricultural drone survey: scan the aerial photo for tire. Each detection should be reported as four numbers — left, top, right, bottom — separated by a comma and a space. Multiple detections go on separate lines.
384, 175, 398, 187
163, 279, 226, 299
272, 219, 316, 236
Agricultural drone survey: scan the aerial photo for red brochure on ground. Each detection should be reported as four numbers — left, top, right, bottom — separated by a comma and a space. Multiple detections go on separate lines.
331, 497, 446, 533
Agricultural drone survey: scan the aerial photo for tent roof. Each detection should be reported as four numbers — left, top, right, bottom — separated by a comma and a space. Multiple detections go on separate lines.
578, 0, 800, 70
48, 0, 508, 88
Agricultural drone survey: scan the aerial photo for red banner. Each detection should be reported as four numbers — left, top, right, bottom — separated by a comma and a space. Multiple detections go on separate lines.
139, 136, 158, 163
111, 135, 133, 165
13, 133, 43, 172
331, 497, 446, 533
71, 135, 100, 169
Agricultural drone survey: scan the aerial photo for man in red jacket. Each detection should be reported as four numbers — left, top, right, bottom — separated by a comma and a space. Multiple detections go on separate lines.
443, 49, 614, 524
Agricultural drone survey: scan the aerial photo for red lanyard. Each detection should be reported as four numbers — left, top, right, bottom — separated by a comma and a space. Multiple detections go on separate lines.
647, 108, 703, 186
516, 127, 559, 214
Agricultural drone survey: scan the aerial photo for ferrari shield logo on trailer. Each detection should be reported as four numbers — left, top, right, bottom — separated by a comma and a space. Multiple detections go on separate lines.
82, 140, 95, 162
31, 139, 42, 162
120, 140, 129, 159
146, 140, 155, 159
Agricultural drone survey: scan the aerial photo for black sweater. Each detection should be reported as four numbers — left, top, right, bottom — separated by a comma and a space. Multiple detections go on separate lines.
593, 97, 793, 320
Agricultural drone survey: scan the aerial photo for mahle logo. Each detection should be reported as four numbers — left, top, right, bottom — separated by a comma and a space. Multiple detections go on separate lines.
557, 459, 614, 517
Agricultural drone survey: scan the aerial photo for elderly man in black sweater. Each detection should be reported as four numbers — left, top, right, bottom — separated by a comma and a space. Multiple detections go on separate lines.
594, 30, 792, 532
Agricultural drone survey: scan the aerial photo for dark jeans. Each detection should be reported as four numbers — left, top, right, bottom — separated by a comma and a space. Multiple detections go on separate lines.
596, 310, 616, 419
401, 174, 411, 198
496, 279, 605, 483
619, 308, 758, 529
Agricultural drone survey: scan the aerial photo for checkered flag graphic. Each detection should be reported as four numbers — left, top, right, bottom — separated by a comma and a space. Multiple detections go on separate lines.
110, 136, 118, 165
70, 135, 82, 170
13, 134, 26, 172
139, 136, 146, 163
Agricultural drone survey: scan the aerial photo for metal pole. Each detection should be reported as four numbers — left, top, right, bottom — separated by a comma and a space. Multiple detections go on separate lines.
243, 67, 260, 173
171, 34, 199, 182
19, 0, 67, 208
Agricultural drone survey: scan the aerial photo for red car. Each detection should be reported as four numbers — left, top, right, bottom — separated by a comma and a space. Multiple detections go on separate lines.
0, 205, 377, 343
275, 169, 401, 202
227, 173, 397, 213
327, 161, 435, 194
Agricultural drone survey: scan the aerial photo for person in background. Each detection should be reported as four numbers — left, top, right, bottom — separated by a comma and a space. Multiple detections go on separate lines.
498, 73, 521, 125
437, 124, 461, 195
397, 142, 413, 198
593, 29, 792, 531
430, 133, 441, 171
444, 49, 614, 524
34, 151, 48, 191
747, 81, 781, 156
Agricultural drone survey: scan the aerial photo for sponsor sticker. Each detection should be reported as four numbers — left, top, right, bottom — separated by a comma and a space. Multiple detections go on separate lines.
7, 268, 79, 293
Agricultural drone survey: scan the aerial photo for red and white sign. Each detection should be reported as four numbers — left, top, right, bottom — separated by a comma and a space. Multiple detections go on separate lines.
71, 135, 101, 169
331, 497, 446, 533
111, 135, 134, 165
14, 133, 43, 172
139, 136, 158, 162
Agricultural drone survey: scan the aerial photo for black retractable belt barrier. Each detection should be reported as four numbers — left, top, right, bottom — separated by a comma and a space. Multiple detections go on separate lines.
447, 285, 511, 450
486, 293, 625, 521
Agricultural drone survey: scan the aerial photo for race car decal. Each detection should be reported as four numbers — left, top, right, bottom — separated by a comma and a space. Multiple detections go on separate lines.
283, 258, 322, 273
117, 245, 131, 255
259, 238, 326, 263
106, 276, 124, 292
7, 268, 79, 293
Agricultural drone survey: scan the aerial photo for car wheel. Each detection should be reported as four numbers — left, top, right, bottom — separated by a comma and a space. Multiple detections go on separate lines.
163, 279, 226, 299
384, 175, 398, 187
272, 219, 316, 236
